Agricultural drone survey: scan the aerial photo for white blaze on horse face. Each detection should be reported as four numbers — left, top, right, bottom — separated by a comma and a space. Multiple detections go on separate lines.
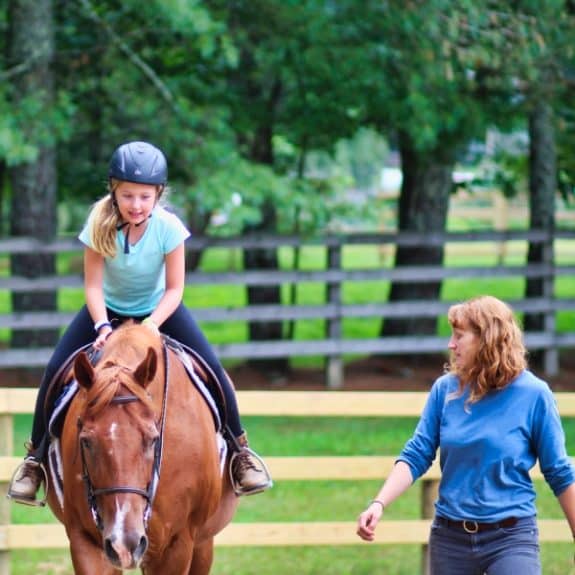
109, 422, 118, 441
113, 499, 131, 534
107, 422, 119, 457
109, 499, 135, 567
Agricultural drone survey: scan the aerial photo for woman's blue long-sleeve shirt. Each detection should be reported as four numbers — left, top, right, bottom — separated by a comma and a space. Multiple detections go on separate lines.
398, 370, 575, 522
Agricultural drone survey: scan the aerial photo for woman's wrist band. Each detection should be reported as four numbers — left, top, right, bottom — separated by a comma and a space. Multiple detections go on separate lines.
94, 320, 112, 333
370, 499, 385, 511
142, 317, 158, 329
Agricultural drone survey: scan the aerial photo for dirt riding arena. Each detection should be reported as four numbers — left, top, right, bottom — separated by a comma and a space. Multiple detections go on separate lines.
2, 353, 575, 393
226, 353, 575, 393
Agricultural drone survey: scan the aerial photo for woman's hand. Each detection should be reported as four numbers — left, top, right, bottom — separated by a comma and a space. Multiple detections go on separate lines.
356, 500, 385, 542
93, 326, 112, 350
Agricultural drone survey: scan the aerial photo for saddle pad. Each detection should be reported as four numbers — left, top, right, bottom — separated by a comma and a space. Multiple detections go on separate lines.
169, 345, 222, 432
48, 380, 78, 438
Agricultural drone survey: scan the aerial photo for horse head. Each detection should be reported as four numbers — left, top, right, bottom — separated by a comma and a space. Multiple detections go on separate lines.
73, 324, 163, 570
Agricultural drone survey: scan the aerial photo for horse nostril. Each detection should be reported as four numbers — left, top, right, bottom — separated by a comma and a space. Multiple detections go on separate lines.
104, 532, 146, 568
104, 537, 120, 565
134, 535, 148, 561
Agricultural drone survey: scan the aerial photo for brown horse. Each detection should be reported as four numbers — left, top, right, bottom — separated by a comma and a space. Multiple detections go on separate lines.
46, 322, 238, 574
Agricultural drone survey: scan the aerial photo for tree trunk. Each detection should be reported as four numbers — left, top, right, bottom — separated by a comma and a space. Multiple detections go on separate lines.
243, 199, 288, 374
185, 209, 212, 272
381, 133, 453, 339
241, 78, 288, 374
524, 99, 556, 366
8, 0, 59, 348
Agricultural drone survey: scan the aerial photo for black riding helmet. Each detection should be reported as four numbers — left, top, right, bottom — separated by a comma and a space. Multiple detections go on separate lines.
108, 141, 168, 185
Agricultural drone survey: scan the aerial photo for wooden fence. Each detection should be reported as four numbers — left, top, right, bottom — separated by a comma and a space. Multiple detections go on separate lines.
0, 229, 575, 387
1, 388, 575, 575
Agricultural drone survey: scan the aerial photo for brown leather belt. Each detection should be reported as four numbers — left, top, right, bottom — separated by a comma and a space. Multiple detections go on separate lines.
437, 516, 518, 534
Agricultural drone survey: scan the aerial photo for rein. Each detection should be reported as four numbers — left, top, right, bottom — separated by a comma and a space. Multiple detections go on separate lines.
79, 343, 170, 531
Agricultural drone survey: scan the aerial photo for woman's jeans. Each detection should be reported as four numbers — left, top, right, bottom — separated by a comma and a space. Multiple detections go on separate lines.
429, 515, 540, 575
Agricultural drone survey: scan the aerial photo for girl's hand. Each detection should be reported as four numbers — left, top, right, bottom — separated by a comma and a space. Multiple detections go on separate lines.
356, 501, 385, 542
93, 326, 112, 350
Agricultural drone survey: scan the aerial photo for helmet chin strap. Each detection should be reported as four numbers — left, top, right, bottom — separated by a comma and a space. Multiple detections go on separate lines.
116, 215, 151, 254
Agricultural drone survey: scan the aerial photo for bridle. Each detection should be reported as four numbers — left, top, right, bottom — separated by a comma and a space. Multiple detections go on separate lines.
78, 343, 170, 532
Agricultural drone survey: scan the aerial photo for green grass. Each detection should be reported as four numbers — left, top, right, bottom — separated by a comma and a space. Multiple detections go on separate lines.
9, 413, 575, 574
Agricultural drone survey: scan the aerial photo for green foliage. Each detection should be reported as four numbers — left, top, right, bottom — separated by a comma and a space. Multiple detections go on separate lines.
195, 0, 384, 234
457, 131, 530, 200
0, 87, 75, 167
557, 88, 575, 203
0, 103, 37, 165
332, 128, 389, 192
52, 0, 237, 204
186, 156, 286, 234
2, 0, 575, 238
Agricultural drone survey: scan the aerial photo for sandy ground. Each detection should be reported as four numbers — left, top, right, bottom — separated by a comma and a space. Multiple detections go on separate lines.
226, 353, 575, 392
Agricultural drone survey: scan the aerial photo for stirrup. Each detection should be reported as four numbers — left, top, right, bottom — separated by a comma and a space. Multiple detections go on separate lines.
229, 448, 273, 497
6, 460, 49, 507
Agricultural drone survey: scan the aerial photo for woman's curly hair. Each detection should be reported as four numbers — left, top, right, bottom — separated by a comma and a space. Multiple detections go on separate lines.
447, 295, 527, 404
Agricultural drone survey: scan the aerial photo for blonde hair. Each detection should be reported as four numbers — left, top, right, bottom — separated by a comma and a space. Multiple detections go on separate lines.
447, 295, 527, 403
88, 195, 120, 258
88, 179, 166, 258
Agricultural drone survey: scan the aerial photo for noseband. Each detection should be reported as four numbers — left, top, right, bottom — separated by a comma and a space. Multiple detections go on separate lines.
78, 344, 170, 532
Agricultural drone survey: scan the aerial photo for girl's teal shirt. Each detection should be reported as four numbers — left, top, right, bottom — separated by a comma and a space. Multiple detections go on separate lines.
79, 205, 190, 316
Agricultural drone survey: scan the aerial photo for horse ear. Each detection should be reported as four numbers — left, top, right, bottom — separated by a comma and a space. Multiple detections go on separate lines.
74, 352, 95, 390
134, 347, 157, 388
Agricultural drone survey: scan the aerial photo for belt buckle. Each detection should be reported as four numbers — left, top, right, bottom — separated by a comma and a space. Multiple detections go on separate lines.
463, 520, 479, 534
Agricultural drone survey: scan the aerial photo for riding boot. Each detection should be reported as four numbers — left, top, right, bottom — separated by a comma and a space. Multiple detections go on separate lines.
7, 442, 48, 507
228, 431, 273, 496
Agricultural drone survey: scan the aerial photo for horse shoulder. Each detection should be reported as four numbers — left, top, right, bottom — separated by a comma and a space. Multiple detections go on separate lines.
197, 465, 239, 541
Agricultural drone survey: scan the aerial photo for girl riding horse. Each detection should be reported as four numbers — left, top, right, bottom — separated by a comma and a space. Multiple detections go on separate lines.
9, 140, 272, 505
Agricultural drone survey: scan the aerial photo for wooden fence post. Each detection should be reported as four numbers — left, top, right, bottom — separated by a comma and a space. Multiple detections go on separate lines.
325, 242, 343, 389
543, 230, 559, 376
0, 411, 12, 575
420, 479, 439, 575
493, 192, 509, 264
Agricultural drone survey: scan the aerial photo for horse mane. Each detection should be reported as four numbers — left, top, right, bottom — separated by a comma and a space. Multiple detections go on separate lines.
82, 322, 161, 419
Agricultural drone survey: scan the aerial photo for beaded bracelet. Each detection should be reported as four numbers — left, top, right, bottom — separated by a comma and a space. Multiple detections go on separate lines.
94, 319, 112, 333
370, 499, 385, 511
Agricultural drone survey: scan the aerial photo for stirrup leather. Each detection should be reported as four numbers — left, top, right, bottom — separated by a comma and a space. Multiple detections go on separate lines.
229, 448, 273, 497
6, 460, 49, 507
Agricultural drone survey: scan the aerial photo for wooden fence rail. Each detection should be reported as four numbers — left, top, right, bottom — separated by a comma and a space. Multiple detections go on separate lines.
1, 229, 575, 387
1, 389, 574, 575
